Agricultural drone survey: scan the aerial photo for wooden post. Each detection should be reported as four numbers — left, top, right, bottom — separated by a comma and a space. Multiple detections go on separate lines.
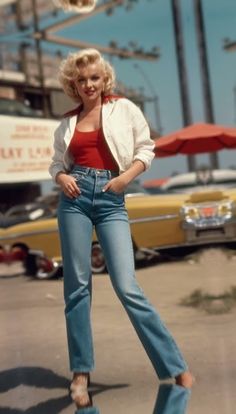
193, 0, 219, 169
171, 0, 196, 171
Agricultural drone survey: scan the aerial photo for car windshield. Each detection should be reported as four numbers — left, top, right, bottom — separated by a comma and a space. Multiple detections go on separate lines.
166, 184, 235, 194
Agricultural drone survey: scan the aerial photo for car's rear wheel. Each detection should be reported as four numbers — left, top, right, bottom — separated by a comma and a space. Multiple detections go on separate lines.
91, 242, 106, 274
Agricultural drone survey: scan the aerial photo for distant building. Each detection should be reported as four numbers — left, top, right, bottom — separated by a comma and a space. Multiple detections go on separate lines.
0, 0, 158, 130
0, 0, 56, 33
0, 0, 159, 209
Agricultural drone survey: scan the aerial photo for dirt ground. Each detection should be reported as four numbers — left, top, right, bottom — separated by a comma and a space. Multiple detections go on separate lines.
1, 246, 236, 413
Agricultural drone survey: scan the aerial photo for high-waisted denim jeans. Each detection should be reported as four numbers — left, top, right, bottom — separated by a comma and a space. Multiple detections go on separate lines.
57, 165, 188, 379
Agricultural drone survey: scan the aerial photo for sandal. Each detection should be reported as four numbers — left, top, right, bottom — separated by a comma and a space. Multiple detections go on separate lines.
70, 373, 92, 408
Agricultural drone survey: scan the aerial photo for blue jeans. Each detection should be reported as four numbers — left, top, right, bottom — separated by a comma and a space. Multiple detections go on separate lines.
153, 385, 191, 413
57, 166, 188, 379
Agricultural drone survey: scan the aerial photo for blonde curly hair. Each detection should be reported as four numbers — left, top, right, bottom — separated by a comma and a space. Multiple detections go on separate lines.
58, 48, 116, 103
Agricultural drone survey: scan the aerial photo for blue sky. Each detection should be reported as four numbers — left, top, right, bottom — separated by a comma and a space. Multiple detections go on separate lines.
46, 0, 236, 181
3, 0, 236, 182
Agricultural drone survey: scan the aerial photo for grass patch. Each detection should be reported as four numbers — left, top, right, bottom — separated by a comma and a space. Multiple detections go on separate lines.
180, 286, 236, 314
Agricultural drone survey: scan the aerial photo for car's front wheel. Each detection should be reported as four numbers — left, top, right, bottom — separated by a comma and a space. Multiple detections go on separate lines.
24, 252, 61, 280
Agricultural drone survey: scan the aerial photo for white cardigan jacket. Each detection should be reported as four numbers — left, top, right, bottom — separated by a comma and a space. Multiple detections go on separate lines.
49, 97, 155, 181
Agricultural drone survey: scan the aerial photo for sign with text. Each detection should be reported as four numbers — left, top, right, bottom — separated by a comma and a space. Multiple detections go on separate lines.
0, 115, 59, 183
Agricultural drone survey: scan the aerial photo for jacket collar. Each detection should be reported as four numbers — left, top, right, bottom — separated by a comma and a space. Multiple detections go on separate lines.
65, 95, 124, 136
102, 95, 123, 120
102, 100, 115, 121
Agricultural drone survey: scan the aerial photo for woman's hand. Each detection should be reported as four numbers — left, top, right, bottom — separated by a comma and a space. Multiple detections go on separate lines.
102, 161, 145, 194
56, 172, 81, 199
102, 175, 128, 194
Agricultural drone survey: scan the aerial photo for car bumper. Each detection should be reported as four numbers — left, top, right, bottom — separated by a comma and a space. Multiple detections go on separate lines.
182, 216, 236, 244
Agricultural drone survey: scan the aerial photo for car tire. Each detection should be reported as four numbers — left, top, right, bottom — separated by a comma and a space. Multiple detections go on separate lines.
91, 242, 106, 274
24, 253, 60, 280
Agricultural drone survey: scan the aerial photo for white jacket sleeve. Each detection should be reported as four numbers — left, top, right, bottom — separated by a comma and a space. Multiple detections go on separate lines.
131, 103, 155, 170
48, 119, 67, 182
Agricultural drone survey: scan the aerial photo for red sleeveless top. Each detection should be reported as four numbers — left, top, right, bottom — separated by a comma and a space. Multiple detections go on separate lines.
68, 127, 118, 171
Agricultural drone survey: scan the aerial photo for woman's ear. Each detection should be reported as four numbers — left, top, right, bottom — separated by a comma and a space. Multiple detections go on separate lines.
52, 0, 97, 13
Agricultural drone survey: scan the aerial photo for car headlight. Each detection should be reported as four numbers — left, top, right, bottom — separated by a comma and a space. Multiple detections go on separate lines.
180, 206, 199, 219
217, 201, 234, 216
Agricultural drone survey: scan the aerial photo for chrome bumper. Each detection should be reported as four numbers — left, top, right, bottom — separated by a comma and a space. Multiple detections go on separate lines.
182, 216, 236, 243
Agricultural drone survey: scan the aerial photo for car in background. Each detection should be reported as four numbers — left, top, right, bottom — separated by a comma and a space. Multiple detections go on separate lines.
1, 169, 236, 278
0, 181, 148, 277
159, 169, 236, 254
161, 169, 236, 193
0, 97, 43, 118
142, 178, 169, 195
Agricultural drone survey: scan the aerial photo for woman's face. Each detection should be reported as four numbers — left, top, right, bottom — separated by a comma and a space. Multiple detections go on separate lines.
74, 61, 106, 104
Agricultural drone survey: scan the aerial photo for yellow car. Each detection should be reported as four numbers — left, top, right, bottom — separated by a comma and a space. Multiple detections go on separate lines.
1, 170, 236, 278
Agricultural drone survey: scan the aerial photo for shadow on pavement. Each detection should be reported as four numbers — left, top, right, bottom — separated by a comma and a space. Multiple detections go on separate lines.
0, 367, 70, 392
0, 367, 70, 414
0, 367, 129, 414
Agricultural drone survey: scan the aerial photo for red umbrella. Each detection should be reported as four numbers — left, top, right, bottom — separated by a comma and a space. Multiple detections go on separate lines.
155, 123, 236, 157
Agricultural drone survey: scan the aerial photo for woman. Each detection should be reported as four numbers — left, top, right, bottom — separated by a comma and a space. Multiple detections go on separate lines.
49, 49, 193, 407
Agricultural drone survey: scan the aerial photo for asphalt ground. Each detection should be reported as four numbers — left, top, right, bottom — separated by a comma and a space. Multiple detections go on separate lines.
1, 247, 236, 414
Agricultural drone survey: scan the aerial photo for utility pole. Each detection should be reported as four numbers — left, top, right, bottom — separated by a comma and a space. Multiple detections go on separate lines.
171, 0, 196, 171
31, 0, 50, 117
134, 63, 162, 134
234, 85, 236, 124
193, 0, 219, 169
223, 43, 236, 125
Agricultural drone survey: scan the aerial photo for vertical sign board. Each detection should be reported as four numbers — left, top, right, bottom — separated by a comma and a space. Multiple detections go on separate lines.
0, 115, 59, 184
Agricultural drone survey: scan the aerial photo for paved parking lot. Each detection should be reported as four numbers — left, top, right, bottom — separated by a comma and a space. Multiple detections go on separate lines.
1, 247, 236, 413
